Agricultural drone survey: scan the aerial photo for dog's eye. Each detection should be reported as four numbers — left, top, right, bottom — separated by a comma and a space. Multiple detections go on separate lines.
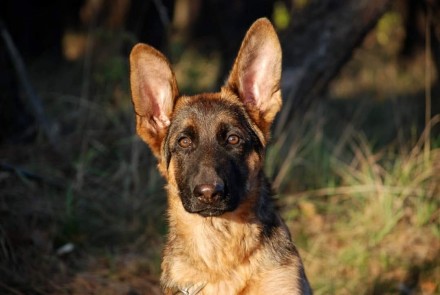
227, 134, 240, 145
178, 137, 192, 148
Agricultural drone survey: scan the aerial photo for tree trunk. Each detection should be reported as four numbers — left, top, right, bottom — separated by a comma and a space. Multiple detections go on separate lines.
276, 0, 391, 134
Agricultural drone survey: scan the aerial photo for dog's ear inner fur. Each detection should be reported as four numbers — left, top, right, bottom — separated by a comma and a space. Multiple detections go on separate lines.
224, 18, 282, 138
130, 44, 179, 158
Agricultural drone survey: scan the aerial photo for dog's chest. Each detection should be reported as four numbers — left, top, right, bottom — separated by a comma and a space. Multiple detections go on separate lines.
167, 258, 260, 295
163, 218, 265, 293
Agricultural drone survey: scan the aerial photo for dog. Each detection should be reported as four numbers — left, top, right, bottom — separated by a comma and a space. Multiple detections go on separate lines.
129, 18, 311, 295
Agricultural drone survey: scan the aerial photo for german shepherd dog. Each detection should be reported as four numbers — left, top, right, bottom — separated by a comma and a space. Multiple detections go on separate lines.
130, 18, 311, 294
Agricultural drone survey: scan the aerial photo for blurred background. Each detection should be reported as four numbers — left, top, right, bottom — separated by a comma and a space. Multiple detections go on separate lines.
0, 0, 439, 294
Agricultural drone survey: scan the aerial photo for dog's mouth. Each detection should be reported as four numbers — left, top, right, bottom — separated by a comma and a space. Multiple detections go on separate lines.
187, 199, 231, 217
184, 195, 235, 217
181, 182, 236, 217
194, 208, 227, 217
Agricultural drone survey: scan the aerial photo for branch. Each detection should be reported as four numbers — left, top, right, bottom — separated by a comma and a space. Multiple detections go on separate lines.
0, 162, 65, 189
0, 20, 58, 147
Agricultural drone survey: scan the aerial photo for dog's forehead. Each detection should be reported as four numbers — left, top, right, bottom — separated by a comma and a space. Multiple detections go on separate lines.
172, 94, 246, 128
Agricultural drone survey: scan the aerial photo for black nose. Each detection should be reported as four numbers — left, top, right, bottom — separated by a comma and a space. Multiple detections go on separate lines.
193, 183, 225, 204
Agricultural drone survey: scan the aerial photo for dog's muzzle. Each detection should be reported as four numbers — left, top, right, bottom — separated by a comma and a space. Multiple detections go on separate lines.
190, 181, 230, 217
193, 183, 224, 204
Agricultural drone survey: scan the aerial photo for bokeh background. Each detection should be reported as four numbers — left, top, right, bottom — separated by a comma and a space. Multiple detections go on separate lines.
1, 0, 439, 294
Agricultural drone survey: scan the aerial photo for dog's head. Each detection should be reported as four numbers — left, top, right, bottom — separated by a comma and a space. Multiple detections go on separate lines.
130, 18, 281, 217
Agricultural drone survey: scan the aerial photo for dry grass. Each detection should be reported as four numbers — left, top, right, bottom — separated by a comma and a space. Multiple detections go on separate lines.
274, 114, 440, 294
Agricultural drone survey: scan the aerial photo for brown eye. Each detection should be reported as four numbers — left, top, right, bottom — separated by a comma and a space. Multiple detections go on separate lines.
178, 137, 192, 148
227, 134, 240, 145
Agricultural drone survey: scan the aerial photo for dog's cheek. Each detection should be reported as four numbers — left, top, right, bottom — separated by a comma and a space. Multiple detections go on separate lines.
167, 157, 197, 213
165, 158, 186, 215
245, 151, 263, 190
157, 159, 168, 179
221, 155, 249, 206
166, 158, 179, 190
173, 155, 195, 209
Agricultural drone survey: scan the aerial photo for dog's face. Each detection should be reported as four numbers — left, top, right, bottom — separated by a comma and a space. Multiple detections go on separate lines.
130, 18, 282, 217
164, 96, 265, 216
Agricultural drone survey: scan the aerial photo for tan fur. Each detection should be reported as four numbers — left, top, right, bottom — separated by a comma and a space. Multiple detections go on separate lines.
162, 189, 305, 294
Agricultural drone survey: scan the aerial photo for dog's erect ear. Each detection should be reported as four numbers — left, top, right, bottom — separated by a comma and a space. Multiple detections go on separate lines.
225, 18, 282, 138
130, 44, 179, 158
